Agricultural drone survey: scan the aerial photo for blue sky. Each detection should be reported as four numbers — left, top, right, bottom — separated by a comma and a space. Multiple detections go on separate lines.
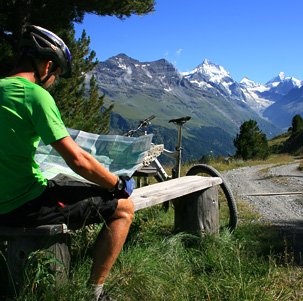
74, 0, 303, 84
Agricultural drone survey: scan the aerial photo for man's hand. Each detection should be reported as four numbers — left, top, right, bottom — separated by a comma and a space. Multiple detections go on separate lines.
109, 176, 135, 199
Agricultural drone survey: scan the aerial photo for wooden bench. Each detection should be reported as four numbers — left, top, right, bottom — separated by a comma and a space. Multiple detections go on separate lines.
0, 175, 222, 296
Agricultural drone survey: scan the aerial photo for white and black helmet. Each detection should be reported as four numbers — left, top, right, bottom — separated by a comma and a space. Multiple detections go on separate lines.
19, 25, 72, 78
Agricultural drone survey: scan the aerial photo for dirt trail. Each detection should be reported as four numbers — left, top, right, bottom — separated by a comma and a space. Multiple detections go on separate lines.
223, 162, 303, 261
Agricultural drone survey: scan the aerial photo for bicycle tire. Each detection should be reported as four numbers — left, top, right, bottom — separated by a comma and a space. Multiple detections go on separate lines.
186, 164, 238, 231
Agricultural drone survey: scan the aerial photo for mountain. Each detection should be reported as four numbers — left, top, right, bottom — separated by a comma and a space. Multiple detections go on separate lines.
184, 61, 303, 129
263, 86, 303, 129
239, 78, 276, 113
183, 59, 250, 108
240, 72, 302, 119
240, 72, 302, 129
182, 60, 274, 114
184, 61, 302, 120
87, 54, 281, 160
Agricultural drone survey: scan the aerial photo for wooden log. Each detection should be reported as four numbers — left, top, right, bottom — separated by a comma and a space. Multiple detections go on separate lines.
174, 186, 219, 235
0, 225, 70, 297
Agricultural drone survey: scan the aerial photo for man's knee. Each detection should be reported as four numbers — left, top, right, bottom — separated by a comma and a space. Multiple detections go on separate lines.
110, 197, 134, 221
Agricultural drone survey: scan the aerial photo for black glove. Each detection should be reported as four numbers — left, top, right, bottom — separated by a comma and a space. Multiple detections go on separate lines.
108, 176, 135, 199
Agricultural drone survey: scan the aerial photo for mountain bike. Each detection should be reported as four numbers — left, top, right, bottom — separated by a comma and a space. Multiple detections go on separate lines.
125, 115, 238, 231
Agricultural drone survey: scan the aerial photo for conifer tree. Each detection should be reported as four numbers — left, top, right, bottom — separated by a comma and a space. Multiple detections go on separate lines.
0, 0, 155, 76
291, 114, 303, 133
233, 120, 269, 160
49, 27, 113, 134
1, 1, 154, 133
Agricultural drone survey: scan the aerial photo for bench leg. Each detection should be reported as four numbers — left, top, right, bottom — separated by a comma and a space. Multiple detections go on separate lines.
6, 234, 70, 297
174, 186, 219, 235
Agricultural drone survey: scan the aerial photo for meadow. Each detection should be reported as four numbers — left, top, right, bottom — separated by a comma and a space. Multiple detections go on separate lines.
1, 154, 303, 300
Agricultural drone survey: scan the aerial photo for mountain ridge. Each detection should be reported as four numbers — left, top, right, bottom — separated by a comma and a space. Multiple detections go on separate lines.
86, 54, 298, 160
184, 61, 302, 117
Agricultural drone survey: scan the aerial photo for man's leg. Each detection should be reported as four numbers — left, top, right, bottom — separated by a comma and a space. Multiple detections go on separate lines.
89, 197, 134, 285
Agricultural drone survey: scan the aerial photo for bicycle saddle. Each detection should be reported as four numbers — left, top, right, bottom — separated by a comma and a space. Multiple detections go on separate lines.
169, 116, 191, 125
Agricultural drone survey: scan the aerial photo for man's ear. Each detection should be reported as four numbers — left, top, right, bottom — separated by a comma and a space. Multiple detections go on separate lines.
38, 60, 51, 77
46, 61, 54, 73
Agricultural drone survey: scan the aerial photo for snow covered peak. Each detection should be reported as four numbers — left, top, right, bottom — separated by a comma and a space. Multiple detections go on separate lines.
198, 59, 230, 78
278, 71, 285, 81
266, 72, 285, 84
240, 77, 260, 88
183, 59, 232, 85
266, 72, 301, 89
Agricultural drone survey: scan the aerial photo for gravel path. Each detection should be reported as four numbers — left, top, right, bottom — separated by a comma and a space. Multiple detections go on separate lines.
223, 161, 303, 260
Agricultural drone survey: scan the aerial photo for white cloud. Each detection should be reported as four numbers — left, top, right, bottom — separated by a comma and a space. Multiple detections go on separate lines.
176, 49, 183, 56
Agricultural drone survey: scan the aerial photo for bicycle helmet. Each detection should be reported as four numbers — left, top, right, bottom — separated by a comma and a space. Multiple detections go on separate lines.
19, 25, 72, 79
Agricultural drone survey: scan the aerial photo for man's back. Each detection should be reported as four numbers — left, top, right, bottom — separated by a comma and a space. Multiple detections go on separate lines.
0, 77, 67, 214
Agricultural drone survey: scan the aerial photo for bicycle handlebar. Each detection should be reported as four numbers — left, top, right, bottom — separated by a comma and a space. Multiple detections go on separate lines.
123, 115, 155, 136
138, 115, 155, 129
123, 115, 190, 138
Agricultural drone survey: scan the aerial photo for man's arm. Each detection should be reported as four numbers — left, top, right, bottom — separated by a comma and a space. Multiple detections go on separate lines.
51, 136, 118, 189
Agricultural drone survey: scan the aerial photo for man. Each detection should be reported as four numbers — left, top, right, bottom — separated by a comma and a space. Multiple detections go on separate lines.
0, 25, 135, 300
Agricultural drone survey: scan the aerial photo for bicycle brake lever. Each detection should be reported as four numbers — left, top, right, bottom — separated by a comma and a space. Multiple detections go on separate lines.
139, 115, 156, 128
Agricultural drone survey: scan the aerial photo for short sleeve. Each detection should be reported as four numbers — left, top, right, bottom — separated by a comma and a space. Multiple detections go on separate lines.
26, 85, 69, 145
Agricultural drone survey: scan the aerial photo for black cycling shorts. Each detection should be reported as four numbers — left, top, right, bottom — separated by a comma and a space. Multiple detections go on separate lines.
0, 175, 119, 230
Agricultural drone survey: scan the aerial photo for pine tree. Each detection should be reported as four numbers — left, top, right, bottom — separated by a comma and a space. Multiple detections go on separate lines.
49, 27, 113, 134
233, 120, 269, 160
291, 114, 303, 133
1, 1, 155, 133
0, 0, 155, 76
67, 75, 114, 134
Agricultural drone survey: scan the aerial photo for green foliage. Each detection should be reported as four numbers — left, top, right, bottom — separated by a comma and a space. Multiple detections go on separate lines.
291, 114, 303, 133
49, 28, 113, 134
0, 0, 155, 76
1, 0, 155, 133
282, 130, 303, 155
69, 76, 113, 134
269, 115, 303, 156
233, 120, 270, 160
268, 131, 291, 154
21, 250, 64, 297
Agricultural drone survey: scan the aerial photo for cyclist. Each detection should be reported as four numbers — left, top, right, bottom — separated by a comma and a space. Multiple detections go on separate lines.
0, 25, 134, 300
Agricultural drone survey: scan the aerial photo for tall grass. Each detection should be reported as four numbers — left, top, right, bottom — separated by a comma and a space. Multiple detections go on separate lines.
2, 203, 302, 300
1, 155, 303, 300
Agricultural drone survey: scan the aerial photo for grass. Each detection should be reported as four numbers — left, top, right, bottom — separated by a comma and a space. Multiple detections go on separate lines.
1, 154, 303, 300
6, 204, 303, 300
192, 153, 297, 173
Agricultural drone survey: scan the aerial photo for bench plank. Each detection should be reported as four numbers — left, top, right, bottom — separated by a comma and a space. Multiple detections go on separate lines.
132, 175, 222, 211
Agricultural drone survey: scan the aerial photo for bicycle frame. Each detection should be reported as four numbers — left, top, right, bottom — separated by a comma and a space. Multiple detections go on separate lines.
126, 115, 238, 231
130, 116, 191, 181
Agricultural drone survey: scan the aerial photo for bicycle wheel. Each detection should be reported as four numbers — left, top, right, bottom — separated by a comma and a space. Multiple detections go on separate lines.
186, 164, 238, 231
